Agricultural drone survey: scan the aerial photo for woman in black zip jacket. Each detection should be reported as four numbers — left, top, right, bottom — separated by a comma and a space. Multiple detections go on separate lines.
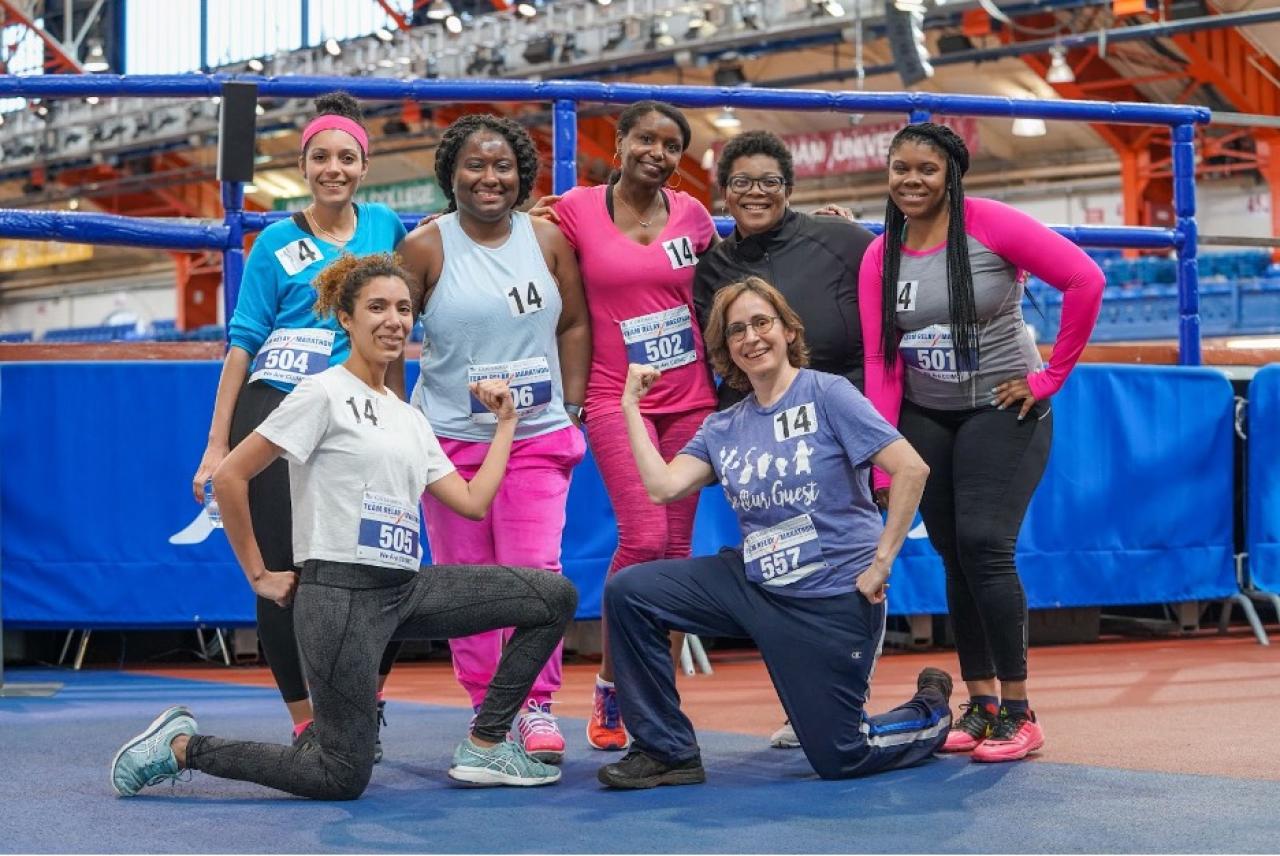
693, 130, 875, 410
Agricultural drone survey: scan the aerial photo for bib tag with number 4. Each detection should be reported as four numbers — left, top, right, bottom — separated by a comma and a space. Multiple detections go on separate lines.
355, 491, 421, 571
896, 280, 919, 312
742, 514, 826, 587
274, 238, 324, 276
773, 402, 818, 443
467, 356, 553, 424
249, 328, 335, 386
621, 305, 697, 371
661, 236, 697, 270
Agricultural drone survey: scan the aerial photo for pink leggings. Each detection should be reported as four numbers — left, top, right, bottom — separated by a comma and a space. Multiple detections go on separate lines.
585, 407, 711, 575
422, 425, 586, 709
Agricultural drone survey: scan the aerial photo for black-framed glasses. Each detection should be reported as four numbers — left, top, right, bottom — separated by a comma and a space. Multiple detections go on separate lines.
726, 315, 780, 341
726, 174, 787, 195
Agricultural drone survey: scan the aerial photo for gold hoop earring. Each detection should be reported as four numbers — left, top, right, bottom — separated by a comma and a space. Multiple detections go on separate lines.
612, 152, 622, 169
666, 172, 683, 190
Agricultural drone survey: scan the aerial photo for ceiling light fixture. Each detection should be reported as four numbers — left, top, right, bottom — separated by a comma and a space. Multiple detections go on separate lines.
83, 39, 109, 72
712, 106, 741, 131
425, 1, 454, 20
1011, 116, 1047, 137
1045, 44, 1075, 84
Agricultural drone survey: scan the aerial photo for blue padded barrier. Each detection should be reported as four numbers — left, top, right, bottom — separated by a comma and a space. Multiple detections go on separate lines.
1247, 365, 1280, 593
0, 362, 1237, 626
695, 364, 1237, 612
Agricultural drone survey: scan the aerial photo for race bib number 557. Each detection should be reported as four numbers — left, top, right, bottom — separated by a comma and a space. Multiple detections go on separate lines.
742, 514, 826, 588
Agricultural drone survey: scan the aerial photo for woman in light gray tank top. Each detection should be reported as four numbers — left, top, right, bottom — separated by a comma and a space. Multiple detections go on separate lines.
398, 115, 590, 766
859, 123, 1103, 764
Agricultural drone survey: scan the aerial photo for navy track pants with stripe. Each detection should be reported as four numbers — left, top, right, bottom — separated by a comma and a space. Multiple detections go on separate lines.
606, 548, 951, 779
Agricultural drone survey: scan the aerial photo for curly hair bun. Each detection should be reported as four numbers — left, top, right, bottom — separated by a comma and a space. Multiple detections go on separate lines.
314, 91, 363, 124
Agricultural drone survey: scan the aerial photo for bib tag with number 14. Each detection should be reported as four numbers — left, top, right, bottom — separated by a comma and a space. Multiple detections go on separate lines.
661, 236, 697, 270
773, 402, 817, 443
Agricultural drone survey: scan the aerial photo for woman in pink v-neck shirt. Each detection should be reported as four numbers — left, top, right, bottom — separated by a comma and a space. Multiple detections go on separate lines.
539, 101, 717, 752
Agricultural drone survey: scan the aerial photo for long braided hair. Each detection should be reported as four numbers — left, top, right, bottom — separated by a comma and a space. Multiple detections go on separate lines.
880, 122, 978, 371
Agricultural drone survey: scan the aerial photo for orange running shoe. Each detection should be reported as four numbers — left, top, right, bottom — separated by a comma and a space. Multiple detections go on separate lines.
587, 679, 629, 751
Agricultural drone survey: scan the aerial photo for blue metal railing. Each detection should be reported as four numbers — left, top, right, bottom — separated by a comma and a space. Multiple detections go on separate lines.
0, 74, 1212, 364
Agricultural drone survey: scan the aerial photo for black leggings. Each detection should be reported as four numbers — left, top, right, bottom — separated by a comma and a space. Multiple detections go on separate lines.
229, 381, 401, 703
187, 560, 576, 800
898, 398, 1052, 684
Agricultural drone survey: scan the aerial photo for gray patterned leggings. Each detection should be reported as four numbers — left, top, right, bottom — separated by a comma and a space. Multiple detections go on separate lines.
186, 559, 577, 800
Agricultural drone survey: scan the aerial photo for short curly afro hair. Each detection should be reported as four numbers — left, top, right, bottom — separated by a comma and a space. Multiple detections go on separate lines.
715, 130, 795, 191
434, 114, 540, 212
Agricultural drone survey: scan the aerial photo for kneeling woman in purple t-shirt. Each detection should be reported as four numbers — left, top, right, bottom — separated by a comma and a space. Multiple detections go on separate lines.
598, 275, 954, 788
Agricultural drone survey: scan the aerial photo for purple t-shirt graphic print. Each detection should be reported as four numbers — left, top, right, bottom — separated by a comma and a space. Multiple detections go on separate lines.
681, 369, 901, 598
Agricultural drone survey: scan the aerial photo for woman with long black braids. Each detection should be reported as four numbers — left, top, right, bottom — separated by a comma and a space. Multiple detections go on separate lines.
859, 122, 1103, 762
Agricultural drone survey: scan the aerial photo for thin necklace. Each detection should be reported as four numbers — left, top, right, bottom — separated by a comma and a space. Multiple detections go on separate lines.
306, 204, 355, 245
614, 185, 662, 229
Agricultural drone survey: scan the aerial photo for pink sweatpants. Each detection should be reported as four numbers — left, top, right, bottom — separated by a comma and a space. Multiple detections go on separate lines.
585, 408, 711, 574
422, 425, 586, 709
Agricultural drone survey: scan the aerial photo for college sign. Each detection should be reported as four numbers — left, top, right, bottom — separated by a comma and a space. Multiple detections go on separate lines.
715, 117, 980, 179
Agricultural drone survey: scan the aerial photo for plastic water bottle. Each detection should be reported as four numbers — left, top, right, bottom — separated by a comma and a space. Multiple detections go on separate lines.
203, 478, 223, 528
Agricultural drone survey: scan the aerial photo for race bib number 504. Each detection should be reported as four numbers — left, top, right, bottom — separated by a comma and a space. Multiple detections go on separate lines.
249, 328, 335, 386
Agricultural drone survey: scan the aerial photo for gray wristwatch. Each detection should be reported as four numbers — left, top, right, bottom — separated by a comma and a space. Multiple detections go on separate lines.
565, 403, 584, 420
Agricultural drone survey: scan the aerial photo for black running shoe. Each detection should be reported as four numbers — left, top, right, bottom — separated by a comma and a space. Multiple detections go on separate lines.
916, 667, 954, 703
597, 749, 706, 789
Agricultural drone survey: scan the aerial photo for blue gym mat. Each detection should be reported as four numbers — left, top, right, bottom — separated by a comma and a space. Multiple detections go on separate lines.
2, 667, 1277, 853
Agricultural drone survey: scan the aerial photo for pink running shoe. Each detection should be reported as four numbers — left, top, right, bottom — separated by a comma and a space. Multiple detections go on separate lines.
971, 709, 1044, 762
941, 702, 998, 753
515, 700, 565, 765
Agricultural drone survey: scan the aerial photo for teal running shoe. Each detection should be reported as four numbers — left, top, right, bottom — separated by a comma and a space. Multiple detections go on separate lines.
448, 737, 561, 787
110, 705, 197, 796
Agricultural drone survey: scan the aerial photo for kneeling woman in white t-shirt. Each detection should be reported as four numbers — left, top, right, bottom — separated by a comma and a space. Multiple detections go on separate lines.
110, 253, 577, 799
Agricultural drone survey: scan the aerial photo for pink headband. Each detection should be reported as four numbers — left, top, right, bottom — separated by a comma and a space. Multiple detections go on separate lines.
301, 115, 369, 156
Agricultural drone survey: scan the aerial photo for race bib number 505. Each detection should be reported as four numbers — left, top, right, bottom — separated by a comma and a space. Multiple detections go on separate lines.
355, 491, 421, 571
